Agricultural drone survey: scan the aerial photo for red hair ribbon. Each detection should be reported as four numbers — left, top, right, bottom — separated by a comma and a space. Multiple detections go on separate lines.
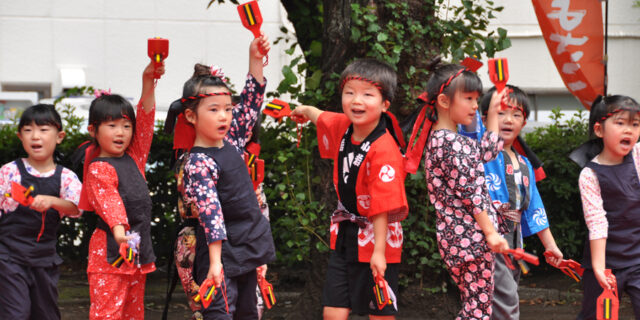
340, 76, 383, 93
172, 113, 197, 151
404, 92, 434, 174
404, 58, 483, 174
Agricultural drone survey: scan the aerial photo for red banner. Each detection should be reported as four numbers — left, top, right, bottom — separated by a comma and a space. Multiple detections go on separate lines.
532, 0, 605, 109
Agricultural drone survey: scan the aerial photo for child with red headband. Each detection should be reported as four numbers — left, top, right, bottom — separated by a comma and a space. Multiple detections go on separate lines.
291, 58, 408, 319
0, 104, 81, 320
574, 95, 640, 319
461, 85, 563, 319
404, 62, 509, 319
77, 61, 164, 320
173, 35, 275, 320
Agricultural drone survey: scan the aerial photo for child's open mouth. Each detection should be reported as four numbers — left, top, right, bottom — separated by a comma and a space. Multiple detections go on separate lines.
114, 140, 124, 147
30, 144, 43, 151
351, 109, 365, 116
621, 138, 632, 147
217, 125, 228, 134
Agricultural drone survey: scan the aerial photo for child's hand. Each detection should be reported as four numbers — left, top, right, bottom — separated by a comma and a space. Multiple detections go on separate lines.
143, 61, 165, 81
485, 88, 508, 133
593, 268, 614, 291
543, 246, 563, 267
112, 224, 133, 245
290, 106, 311, 123
29, 195, 55, 212
370, 251, 387, 278
257, 264, 268, 279
485, 232, 509, 253
250, 32, 270, 60
207, 261, 224, 287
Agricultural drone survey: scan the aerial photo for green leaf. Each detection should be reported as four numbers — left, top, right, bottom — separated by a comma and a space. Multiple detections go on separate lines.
306, 70, 323, 91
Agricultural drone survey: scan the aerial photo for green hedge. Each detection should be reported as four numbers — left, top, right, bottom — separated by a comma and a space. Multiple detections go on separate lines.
522, 108, 590, 261
0, 104, 589, 290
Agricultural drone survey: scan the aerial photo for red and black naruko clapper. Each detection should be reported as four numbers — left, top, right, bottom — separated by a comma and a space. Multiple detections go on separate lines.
597, 269, 619, 320
237, 1, 269, 57
373, 274, 393, 310
544, 252, 584, 282
264, 99, 304, 148
5, 181, 34, 207
503, 248, 539, 274
118, 242, 137, 268
245, 142, 265, 190
258, 272, 276, 309
488, 58, 511, 110
147, 37, 169, 79
109, 242, 135, 268
264, 99, 292, 121
198, 278, 217, 309
5, 182, 49, 242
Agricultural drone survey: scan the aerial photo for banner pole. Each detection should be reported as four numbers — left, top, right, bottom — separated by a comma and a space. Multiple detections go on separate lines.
604, 0, 609, 96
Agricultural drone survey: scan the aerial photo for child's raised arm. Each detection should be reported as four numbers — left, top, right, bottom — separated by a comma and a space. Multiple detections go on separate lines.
248, 33, 270, 85
129, 62, 164, 170
140, 61, 165, 114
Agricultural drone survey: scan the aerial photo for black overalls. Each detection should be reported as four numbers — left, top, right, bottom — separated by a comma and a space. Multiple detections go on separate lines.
578, 153, 640, 319
191, 142, 275, 320
0, 159, 64, 320
91, 154, 155, 267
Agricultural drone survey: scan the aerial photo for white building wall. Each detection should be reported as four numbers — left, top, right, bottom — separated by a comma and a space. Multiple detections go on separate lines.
0, 0, 292, 120
1, 1, 638, 125
480, 0, 640, 124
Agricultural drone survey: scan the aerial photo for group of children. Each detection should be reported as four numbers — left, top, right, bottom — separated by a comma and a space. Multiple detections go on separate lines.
0, 32, 638, 320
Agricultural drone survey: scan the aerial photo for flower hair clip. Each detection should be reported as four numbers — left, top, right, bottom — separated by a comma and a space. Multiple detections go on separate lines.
210, 65, 228, 83
94, 88, 112, 98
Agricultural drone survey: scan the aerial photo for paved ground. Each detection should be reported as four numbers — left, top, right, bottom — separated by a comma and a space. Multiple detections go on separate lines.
58, 265, 634, 319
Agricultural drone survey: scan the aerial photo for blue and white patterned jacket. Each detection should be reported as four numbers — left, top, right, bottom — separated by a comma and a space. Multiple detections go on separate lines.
459, 111, 549, 238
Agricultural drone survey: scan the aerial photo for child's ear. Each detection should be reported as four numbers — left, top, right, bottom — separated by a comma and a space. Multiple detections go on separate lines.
594, 122, 605, 138
383, 100, 390, 112
87, 124, 95, 138
56, 131, 66, 144
437, 93, 450, 110
184, 108, 197, 125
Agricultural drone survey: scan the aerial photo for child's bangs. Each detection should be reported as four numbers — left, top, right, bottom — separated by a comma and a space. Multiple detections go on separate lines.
20, 113, 61, 130
451, 71, 483, 95
604, 96, 640, 121
89, 95, 135, 126
18, 104, 62, 131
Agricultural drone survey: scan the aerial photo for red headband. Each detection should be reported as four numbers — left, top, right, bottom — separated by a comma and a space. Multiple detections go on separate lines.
340, 76, 383, 93
405, 59, 482, 174
180, 92, 231, 104
597, 108, 640, 123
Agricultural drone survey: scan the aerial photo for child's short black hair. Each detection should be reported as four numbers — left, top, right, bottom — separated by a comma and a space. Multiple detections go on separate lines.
88, 94, 136, 135
340, 59, 397, 102
588, 95, 640, 139
18, 104, 62, 131
425, 64, 483, 105
480, 85, 531, 119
